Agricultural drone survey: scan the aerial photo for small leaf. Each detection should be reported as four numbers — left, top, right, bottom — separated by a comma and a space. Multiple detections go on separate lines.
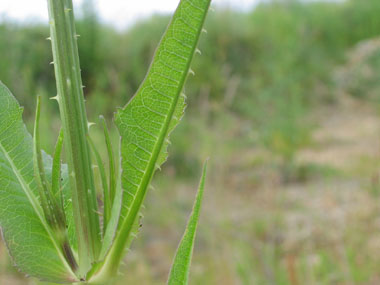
100, 116, 116, 205
44, 151, 78, 260
33, 96, 55, 227
87, 172, 123, 281
168, 160, 208, 285
98, 173, 122, 260
87, 134, 111, 231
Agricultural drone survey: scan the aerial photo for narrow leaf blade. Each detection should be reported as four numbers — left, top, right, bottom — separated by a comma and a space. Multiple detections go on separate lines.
87, 134, 111, 231
98, 174, 122, 260
33, 96, 54, 226
168, 161, 208, 285
100, 116, 116, 205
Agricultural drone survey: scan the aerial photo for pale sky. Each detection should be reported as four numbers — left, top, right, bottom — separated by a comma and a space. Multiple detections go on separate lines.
0, 0, 258, 29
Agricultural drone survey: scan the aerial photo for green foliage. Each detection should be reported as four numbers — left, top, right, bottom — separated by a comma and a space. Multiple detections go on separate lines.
0, 82, 76, 282
89, 0, 212, 281
0, 0, 211, 283
3, 0, 380, 283
168, 161, 207, 285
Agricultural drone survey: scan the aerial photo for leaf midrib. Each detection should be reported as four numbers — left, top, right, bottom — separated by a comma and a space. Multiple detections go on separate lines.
0, 141, 77, 280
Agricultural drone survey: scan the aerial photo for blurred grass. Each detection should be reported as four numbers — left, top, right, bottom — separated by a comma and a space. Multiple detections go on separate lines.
2, 0, 380, 284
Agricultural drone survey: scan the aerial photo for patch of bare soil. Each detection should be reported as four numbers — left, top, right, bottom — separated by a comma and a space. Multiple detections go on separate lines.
298, 95, 380, 172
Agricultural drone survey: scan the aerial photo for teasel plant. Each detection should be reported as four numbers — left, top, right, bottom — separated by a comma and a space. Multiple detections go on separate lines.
0, 0, 211, 283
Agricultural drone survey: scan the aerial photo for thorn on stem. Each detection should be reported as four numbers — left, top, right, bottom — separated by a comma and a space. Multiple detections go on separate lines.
88, 122, 96, 130
50, 95, 59, 102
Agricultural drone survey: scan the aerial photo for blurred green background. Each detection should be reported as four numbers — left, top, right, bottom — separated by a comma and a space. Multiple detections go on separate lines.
2, 0, 380, 284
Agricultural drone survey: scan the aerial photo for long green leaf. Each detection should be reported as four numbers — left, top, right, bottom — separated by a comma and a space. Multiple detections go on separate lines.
0, 82, 78, 282
114, 0, 210, 255
89, 0, 211, 281
168, 161, 207, 285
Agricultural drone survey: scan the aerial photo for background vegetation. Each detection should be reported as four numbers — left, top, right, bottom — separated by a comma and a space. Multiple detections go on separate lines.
2, 0, 380, 283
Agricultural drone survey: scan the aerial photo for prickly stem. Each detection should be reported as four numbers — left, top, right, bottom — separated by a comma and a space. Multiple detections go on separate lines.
47, 0, 101, 277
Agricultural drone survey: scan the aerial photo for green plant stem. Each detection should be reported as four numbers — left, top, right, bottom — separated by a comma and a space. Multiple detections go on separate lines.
47, 0, 101, 276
